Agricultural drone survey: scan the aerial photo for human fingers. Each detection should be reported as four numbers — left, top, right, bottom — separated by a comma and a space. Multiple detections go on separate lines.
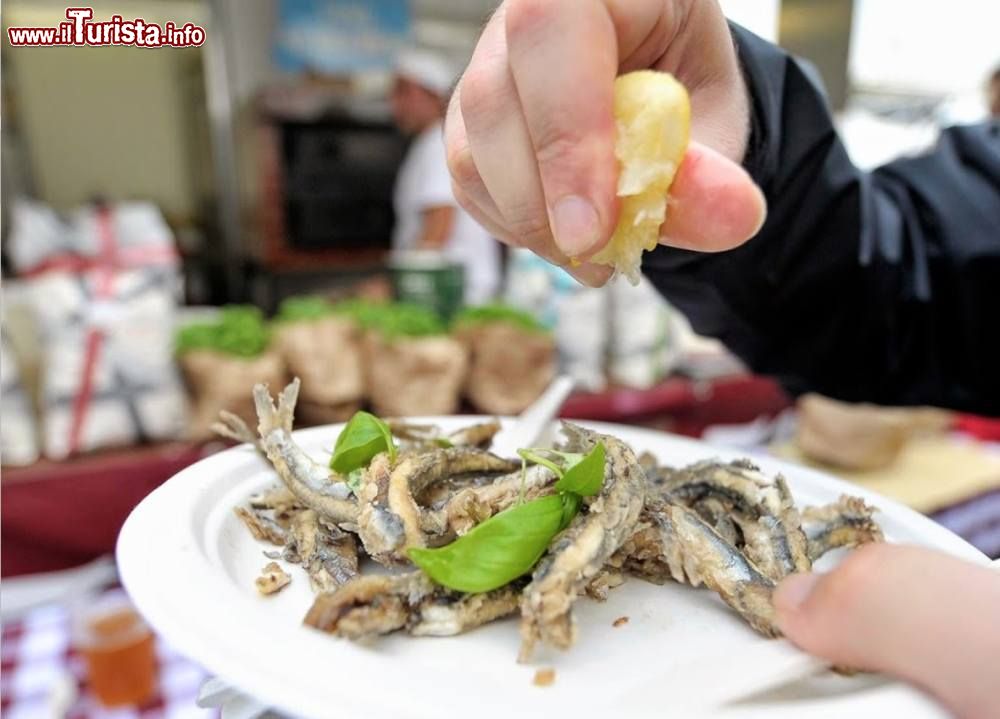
504, 0, 621, 259
451, 177, 613, 288
459, 6, 571, 267
444, 86, 507, 232
658, 142, 766, 252
774, 543, 1000, 718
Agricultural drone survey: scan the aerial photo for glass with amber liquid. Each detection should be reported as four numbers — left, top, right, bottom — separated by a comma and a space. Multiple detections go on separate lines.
73, 592, 158, 707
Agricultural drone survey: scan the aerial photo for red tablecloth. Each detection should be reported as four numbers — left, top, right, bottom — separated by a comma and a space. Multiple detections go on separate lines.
1, 443, 219, 577
561, 374, 790, 435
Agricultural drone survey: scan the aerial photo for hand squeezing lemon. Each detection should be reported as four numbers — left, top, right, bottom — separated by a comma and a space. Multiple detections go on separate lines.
590, 71, 691, 284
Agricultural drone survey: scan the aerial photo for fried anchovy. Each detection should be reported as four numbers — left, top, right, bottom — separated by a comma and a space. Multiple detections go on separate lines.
658, 459, 810, 580
304, 572, 520, 640
420, 464, 559, 538
305, 573, 432, 639
410, 584, 522, 636
386, 420, 442, 442
636, 451, 660, 475
387, 419, 502, 452
447, 420, 502, 449
355, 452, 403, 562
583, 568, 626, 602
691, 497, 743, 547
248, 486, 304, 534
623, 501, 780, 638
735, 475, 811, 580
518, 423, 645, 660
643, 464, 683, 500
256, 562, 291, 595
234, 506, 287, 545
248, 485, 301, 515
286, 510, 359, 593
355, 448, 518, 562
212, 410, 265, 455
656, 459, 783, 517
388, 448, 519, 549
802, 495, 883, 562
253, 380, 359, 525
417, 471, 499, 507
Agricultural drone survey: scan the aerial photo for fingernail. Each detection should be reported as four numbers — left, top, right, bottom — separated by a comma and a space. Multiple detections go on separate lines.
551, 195, 601, 258
747, 182, 768, 238
566, 262, 612, 288
774, 572, 820, 613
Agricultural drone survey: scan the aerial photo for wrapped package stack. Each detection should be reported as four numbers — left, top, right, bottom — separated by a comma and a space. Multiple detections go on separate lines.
6, 200, 187, 459
0, 332, 39, 466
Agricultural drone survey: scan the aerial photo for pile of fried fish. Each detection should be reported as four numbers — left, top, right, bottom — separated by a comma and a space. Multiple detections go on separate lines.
217, 379, 883, 661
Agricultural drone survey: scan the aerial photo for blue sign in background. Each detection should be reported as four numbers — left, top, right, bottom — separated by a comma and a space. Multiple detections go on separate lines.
274, 0, 412, 73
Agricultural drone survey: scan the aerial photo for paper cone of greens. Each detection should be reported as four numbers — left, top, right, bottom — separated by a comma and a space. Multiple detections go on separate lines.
273, 297, 365, 409
453, 305, 556, 415
176, 306, 286, 438
360, 303, 467, 417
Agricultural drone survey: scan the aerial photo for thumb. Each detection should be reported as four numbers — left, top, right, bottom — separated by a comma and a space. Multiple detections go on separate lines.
774, 543, 1000, 717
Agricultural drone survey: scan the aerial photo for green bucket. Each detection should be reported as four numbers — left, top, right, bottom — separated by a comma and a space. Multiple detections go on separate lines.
389, 251, 465, 321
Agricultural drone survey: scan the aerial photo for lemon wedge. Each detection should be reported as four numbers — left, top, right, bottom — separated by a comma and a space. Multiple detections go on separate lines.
590, 71, 691, 284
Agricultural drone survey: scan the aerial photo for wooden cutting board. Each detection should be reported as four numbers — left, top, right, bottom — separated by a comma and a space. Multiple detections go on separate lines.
772, 436, 1000, 512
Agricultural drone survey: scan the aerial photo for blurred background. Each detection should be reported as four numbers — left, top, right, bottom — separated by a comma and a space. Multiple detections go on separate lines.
1, 1, 998, 715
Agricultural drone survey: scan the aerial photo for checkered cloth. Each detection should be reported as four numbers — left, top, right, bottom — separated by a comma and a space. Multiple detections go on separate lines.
0, 601, 215, 719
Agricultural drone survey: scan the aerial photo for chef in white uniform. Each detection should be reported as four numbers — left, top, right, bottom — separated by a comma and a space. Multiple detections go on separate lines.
390, 49, 501, 305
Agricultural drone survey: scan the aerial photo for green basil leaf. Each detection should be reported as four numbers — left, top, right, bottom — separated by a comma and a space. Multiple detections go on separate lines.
382, 421, 398, 463
330, 411, 396, 473
518, 455, 528, 505
554, 442, 606, 497
517, 447, 597, 478
560, 492, 581, 529
516, 449, 564, 478
345, 467, 365, 496
409, 493, 578, 593
543, 449, 587, 468
433, 438, 454, 448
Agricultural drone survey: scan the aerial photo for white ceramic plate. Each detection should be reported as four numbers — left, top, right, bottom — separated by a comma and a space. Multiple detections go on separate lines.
118, 419, 986, 719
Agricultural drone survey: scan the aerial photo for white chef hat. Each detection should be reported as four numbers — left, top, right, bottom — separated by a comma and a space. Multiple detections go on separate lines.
395, 47, 457, 97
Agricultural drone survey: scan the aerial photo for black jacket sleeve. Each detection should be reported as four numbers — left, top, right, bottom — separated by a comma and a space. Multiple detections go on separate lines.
642, 24, 1000, 415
